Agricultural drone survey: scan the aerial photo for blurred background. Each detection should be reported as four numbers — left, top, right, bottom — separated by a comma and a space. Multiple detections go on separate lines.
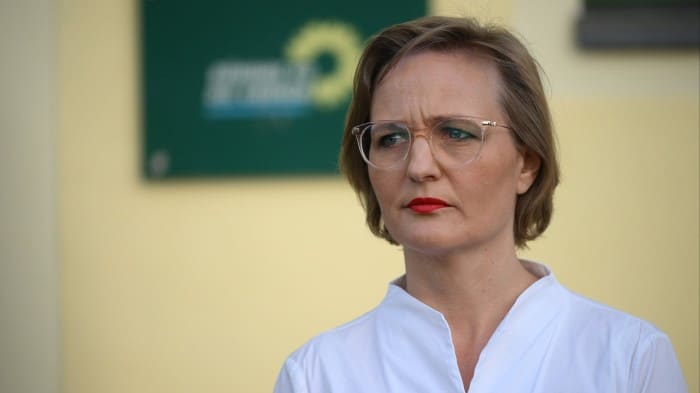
1, 0, 697, 392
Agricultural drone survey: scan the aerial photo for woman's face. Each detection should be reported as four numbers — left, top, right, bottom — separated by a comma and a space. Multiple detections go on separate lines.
368, 50, 539, 256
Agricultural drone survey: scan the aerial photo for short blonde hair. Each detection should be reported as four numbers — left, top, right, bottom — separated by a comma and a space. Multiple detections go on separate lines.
339, 16, 560, 248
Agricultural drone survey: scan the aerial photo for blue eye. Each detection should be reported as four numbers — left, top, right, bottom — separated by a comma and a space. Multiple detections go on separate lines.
442, 127, 476, 140
435, 118, 482, 142
378, 132, 409, 148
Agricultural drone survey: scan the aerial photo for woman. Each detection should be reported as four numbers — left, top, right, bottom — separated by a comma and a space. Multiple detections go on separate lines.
274, 16, 686, 392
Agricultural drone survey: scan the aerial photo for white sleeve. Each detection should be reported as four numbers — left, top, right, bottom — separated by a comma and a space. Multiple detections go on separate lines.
273, 357, 309, 393
630, 332, 687, 393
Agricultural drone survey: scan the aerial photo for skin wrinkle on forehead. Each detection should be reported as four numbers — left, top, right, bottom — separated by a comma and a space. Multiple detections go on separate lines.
370, 50, 506, 128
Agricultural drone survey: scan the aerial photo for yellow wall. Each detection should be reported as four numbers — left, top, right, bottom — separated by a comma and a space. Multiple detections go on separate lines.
59, 1, 698, 392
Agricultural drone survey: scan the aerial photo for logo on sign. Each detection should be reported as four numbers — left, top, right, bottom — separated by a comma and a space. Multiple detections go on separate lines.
202, 21, 362, 119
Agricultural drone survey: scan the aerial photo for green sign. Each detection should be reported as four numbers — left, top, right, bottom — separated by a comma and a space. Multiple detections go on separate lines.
141, 0, 426, 178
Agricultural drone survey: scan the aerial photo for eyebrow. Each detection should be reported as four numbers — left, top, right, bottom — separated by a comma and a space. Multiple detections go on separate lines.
374, 114, 471, 123
409, 115, 483, 126
429, 114, 464, 122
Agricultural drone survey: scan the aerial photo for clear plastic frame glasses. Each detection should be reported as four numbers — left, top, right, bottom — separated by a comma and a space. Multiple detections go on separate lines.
351, 116, 513, 170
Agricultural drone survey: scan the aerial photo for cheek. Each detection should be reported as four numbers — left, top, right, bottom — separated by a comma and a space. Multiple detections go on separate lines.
485, 141, 523, 180
466, 154, 521, 205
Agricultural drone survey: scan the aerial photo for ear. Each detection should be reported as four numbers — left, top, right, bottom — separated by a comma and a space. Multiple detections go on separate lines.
516, 147, 541, 195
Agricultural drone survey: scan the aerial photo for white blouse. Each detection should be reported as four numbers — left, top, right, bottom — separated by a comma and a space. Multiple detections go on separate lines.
274, 262, 687, 393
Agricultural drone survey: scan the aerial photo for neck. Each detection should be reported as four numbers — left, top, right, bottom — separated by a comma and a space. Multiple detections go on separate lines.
402, 244, 537, 335
400, 237, 539, 391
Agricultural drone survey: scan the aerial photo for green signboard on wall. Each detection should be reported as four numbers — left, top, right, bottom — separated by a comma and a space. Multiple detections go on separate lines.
141, 0, 426, 178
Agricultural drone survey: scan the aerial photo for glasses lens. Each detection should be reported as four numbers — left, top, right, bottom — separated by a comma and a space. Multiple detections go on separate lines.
356, 117, 487, 169
361, 122, 410, 168
431, 118, 484, 166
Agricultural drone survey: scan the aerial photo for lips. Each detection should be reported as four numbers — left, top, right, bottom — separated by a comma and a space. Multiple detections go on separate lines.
407, 197, 450, 213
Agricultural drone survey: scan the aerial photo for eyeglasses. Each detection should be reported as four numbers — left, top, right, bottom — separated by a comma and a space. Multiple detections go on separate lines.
351, 116, 513, 170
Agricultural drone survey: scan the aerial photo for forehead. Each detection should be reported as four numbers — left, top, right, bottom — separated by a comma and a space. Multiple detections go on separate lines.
370, 50, 504, 122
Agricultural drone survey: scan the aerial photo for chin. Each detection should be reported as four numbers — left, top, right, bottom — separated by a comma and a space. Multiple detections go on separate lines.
392, 231, 476, 256
391, 222, 510, 257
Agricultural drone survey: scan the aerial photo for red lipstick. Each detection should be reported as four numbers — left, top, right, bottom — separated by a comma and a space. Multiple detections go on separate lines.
407, 197, 449, 213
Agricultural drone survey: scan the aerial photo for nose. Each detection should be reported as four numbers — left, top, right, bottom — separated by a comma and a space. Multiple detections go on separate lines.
406, 135, 441, 182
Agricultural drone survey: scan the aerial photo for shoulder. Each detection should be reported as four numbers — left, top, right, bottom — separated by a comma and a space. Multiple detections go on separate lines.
561, 286, 660, 339
521, 263, 663, 347
523, 261, 660, 338
287, 306, 381, 365
552, 283, 687, 392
